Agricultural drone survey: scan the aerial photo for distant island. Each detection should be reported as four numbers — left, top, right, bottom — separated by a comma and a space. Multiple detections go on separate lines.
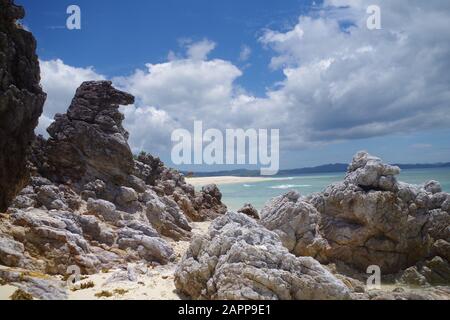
184, 162, 450, 177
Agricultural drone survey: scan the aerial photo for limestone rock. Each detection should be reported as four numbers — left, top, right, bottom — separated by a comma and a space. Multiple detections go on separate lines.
421, 257, 450, 285
432, 240, 450, 262
0, 236, 27, 267
117, 229, 175, 264
0, 268, 67, 300
263, 152, 449, 274
86, 199, 122, 223
424, 180, 442, 194
346, 151, 401, 192
42, 81, 135, 186
0, 203, 176, 275
135, 154, 228, 222
399, 267, 429, 286
175, 212, 350, 300
0, 0, 46, 211
144, 190, 192, 241
193, 184, 228, 219
359, 286, 450, 300
260, 192, 328, 258
238, 203, 259, 220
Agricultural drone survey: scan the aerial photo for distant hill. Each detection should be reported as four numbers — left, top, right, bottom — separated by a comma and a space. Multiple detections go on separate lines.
184, 162, 450, 177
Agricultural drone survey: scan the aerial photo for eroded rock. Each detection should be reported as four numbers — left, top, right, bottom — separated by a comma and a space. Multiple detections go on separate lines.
175, 212, 350, 300
260, 192, 328, 258
0, 0, 46, 211
41, 81, 135, 186
238, 203, 259, 220
262, 152, 449, 275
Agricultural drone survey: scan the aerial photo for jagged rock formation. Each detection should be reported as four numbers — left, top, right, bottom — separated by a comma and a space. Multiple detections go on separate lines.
174, 212, 350, 300
0, 187, 176, 275
30, 79, 225, 225
37, 81, 135, 186
261, 152, 450, 275
0, 80, 227, 285
399, 255, 450, 286
134, 154, 227, 222
0, 0, 46, 212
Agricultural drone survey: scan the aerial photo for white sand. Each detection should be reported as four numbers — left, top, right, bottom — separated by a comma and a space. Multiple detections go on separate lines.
67, 221, 210, 300
0, 222, 210, 301
67, 264, 181, 300
186, 176, 281, 187
0, 284, 19, 300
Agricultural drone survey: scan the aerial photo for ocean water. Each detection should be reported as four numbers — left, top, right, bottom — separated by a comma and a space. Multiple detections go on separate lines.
217, 168, 450, 211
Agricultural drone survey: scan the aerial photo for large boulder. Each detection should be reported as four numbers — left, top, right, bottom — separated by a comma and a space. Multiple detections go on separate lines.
42, 81, 135, 186
192, 184, 228, 220
143, 189, 192, 241
261, 152, 449, 274
0, 0, 46, 211
175, 212, 350, 300
260, 191, 328, 259
345, 151, 401, 192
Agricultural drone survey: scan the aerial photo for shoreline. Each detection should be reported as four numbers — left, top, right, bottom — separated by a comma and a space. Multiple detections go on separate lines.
185, 176, 287, 187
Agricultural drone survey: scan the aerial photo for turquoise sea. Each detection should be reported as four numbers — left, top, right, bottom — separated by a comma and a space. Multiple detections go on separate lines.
216, 168, 450, 211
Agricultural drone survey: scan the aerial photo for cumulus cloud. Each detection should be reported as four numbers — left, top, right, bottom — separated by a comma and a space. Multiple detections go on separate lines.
258, 0, 450, 143
38, 59, 105, 136
38, 1, 450, 164
113, 51, 245, 155
185, 39, 216, 61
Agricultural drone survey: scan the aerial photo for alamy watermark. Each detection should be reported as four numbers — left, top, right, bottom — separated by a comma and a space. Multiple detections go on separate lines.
366, 5, 381, 30
66, 265, 81, 288
66, 5, 81, 30
366, 265, 382, 290
171, 121, 280, 176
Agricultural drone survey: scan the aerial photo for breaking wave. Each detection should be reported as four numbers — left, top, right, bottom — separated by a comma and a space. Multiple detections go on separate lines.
269, 184, 312, 189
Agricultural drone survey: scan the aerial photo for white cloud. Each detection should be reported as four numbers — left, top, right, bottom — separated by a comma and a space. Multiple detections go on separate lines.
239, 45, 252, 61
185, 39, 216, 61
38, 1, 450, 164
257, 0, 450, 143
38, 59, 105, 136
113, 44, 245, 154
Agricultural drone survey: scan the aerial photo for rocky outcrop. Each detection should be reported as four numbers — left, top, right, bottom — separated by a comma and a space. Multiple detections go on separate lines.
0, 79, 228, 282
175, 212, 350, 300
192, 184, 228, 220
134, 154, 228, 222
238, 203, 259, 220
143, 189, 192, 241
38, 81, 135, 186
0, 267, 67, 300
0, 0, 46, 212
260, 191, 328, 258
0, 201, 176, 275
261, 151, 450, 275
399, 256, 450, 286
29, 80, 225, 230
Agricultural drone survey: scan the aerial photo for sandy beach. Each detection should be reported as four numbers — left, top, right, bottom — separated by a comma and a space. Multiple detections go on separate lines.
67, 222, 210, 300
0, 222, 210, 301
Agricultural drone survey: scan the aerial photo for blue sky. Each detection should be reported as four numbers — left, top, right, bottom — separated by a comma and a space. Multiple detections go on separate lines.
21, 0, 316, 94
18, 0, 450, 170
